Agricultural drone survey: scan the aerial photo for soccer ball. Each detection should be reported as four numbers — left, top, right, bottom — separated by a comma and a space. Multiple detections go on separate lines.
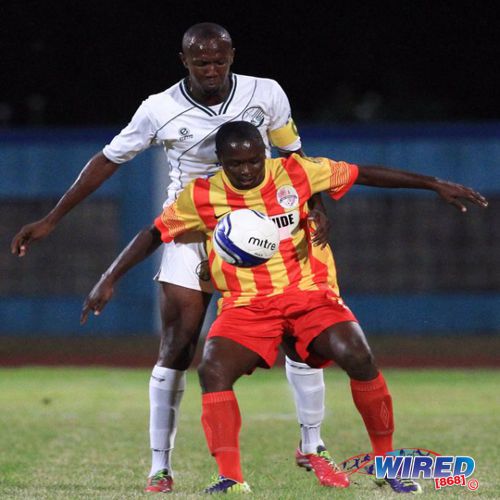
212, 209, 280, 267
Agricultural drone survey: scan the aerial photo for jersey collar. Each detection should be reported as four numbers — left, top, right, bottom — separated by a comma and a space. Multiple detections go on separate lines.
180, 74, 237, 117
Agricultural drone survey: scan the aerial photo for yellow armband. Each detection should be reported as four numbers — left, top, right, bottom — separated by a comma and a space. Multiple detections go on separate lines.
269, 118, 300, 149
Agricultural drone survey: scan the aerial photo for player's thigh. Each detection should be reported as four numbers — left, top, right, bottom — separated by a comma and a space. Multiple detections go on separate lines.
207, 302, 285, 369
198, 336, 262, 392
309, 321, 376, 371
156, 233, 213, 330
157, 283, 212, 369
159, 281, 211, 329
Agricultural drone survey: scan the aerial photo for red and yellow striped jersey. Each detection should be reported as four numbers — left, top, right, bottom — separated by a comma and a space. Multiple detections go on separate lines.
154, 154, 358, 312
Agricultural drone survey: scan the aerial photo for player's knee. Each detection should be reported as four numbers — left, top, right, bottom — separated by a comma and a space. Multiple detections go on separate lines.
158, 337, 198, 370
157, 324, 200, 369
340, 348, 376, 378
197, 358, 225, 392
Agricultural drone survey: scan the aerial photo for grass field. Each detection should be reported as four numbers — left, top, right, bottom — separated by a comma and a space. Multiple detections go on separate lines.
0, 367, 498, 499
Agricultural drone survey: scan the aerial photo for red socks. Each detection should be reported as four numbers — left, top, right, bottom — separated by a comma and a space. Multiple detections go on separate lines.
350, 372, 394, 456
201, 377, 392, 482
201, 391, 243, 482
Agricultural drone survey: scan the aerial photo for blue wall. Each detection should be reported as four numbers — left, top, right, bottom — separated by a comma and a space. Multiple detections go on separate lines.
1, 123, 499, 335
301, 123, 500, 334
1, 128, 157, 335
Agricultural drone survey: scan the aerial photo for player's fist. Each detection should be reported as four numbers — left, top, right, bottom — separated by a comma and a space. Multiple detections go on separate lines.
10, 218, 56, 256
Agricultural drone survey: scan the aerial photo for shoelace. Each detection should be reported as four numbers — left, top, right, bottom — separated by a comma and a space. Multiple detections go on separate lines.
312, 451, 343, 476
206, 475, 226, 488
317, 450, 341, 472
151, 470, 169, 481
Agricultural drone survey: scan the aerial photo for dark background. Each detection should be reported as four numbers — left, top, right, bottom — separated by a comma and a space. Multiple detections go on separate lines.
1, 1, 499, 363
2, 0, 500, 126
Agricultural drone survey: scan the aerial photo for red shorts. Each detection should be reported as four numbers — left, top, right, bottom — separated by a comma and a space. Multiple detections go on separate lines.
207, 289, 357, 368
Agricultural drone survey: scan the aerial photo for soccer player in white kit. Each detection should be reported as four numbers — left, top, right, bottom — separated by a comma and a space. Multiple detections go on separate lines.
12, 23, 334, 492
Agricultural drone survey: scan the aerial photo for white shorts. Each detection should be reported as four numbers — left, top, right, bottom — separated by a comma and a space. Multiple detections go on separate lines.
155, 231, 214, 293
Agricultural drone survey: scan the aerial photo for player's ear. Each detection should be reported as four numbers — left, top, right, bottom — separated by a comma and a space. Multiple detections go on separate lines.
179, 52, 188, 68
229, 48, 235, 65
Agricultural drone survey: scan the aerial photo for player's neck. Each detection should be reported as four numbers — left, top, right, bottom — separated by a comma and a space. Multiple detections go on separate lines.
186, 77, 232, 107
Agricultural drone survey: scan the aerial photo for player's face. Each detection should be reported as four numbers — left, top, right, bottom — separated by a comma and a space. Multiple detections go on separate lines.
180, 38, 234, 99
219, 139, 266, 190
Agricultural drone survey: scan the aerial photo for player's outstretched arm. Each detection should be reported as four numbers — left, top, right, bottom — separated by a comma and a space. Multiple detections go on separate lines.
11, 152, 120, 256
356, 165, 488, 212
80, 225, 162, 324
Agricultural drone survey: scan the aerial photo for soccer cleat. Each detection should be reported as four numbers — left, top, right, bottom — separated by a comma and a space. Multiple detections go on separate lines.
374, 477, 422, 494
203, 475, 251, 494
145, 469, 174, 493
295, 445, 350, 488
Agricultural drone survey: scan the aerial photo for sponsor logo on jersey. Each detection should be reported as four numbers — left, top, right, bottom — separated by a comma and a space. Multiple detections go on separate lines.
276, 185, 299, 209
242, 106, 265, 127
269, 210, 299, 240
178, 127, 194, 142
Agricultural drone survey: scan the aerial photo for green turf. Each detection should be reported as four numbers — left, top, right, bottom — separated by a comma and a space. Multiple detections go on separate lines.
0, 367, 498, 499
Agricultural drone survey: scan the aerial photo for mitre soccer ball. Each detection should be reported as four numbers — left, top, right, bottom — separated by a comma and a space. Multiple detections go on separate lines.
212, 209, 280, 267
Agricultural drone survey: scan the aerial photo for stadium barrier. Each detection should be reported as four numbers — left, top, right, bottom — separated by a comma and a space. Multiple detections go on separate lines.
1, 123, 499, 336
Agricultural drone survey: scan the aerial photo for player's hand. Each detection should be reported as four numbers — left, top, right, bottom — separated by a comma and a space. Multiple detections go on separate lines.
10, 218, 56, 256
308, 209, 330, 249
434, 180, 488, 212
80, 276, 115, 325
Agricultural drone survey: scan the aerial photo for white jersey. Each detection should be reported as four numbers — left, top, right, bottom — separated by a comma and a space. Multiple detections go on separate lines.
103, 73, 301, 204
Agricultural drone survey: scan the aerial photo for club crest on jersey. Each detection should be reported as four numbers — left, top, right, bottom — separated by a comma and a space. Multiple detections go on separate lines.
242, 106, 265, 127
276, 185, 299, 209
178, 127, 194, 142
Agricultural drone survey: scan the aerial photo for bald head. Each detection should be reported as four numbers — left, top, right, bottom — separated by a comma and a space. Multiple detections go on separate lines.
179, 23, 235, 103
182, 23, 232, 52
215, 121, 264, 156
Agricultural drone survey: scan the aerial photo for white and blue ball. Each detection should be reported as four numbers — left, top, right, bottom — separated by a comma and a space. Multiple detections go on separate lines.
212, 209, 280, 267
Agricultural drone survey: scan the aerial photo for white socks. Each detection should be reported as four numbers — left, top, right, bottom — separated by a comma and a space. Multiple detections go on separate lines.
149, 365, 186, 476
285, 357, 326, 454
148, 359, 326, 476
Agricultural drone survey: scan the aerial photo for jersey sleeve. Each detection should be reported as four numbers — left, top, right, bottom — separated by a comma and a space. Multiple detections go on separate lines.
102, 101, 156, 164
154, 183, 205, 243
294, 156, 359, 200
266, 80, 302, 152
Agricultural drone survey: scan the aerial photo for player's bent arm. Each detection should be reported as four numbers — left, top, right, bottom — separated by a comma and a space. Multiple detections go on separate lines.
307, 194, 330, 249
45, 152, 120, 225
11, 152, 120, 256
277, 147, 330, 248
80, 225, 161, 324
355, 165, 488, 212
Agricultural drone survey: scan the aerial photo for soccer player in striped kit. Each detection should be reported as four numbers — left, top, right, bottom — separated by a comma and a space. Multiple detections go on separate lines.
12, 23, 335, 492
83, 121, 487, 494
